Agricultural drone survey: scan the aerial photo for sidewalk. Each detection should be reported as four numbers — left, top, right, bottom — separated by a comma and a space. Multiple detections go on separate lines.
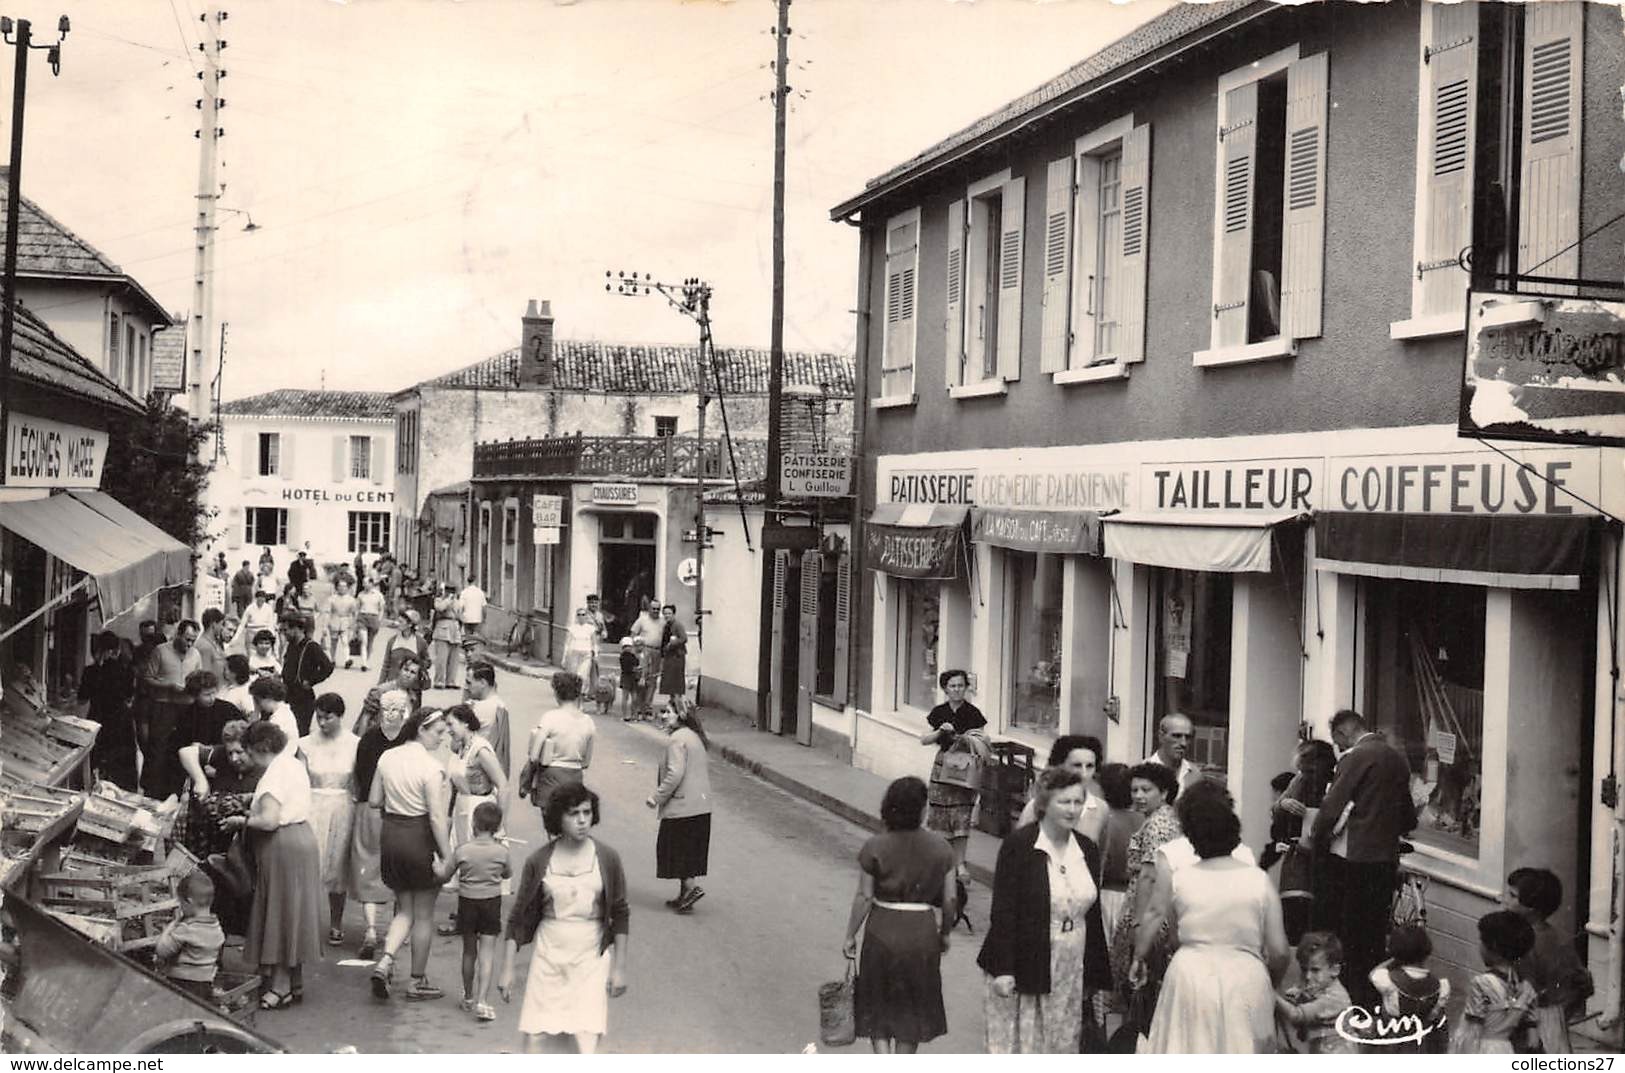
472, 640, 1002, 887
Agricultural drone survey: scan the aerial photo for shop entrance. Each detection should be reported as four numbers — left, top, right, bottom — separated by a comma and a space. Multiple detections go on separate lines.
768, 551, 801, 739
596, 512, 657, 639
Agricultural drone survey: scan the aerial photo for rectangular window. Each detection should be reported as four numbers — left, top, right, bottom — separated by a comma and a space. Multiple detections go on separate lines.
947, 170, 1024, 388
351, 436, 371, 480
1153, 569, 1233, 776
1093, 153, 1123, 359
534, 543, 554, 613
347, 511, 391, 554
477, 503, 493, 595
895, 579, 941, 711
501, 502, 519, 608
124, 323, 137, 391
396, 412, 417, 474
1007, 551, 1064, 738
1360, 578, 1485, 857
967, 188, 1003, 382
245, 507, 287, 546
258, 433, 280, 477
815, 554, 839, 698
108, 312, 122, 383
653, 416, 678, 437
1207, 47, 1328, 354
881, 209, 919, 399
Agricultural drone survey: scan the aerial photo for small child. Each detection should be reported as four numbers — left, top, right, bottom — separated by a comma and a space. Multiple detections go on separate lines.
248, 631, 281, 677
1275, 931, 1355, 1054
436, 801, 512, 1022
619, 638, 640, 723
154, 870, 226, 1004
1370, 924, 1450, 1053
1506, 867, 1594, 1053
1451, 909, 1537, 1054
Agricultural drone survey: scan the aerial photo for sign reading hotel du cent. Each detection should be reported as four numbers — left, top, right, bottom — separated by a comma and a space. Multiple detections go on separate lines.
781, 454, 851, 498
5, 413, 107, 489
1142, 459, 1319, 513
281, 488, 395, 504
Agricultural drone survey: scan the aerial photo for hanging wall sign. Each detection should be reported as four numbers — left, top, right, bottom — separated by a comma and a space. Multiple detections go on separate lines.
5, 413, 107, 489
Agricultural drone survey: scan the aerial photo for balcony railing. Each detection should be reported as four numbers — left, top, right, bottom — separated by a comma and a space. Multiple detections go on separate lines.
473, 434, 767, 482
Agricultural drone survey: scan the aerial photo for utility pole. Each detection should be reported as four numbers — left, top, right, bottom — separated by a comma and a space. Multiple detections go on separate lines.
608, 271, 717, 705
0, 15, 68, 487
189, 7, 226, 427
756, 0, 792, 731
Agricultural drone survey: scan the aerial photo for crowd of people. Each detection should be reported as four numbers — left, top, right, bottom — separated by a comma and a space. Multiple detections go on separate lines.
837, 679, 1597, 1055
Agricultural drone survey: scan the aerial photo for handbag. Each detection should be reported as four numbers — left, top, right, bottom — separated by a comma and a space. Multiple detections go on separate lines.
931, 734, 984, 790
206, 827, 257, 901
817, 961, 857, 1048
1109, 987, 1153, 1053
516, 758, 540, 801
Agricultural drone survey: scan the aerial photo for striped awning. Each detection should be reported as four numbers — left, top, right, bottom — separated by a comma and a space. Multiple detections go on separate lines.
864, 503, 969, 579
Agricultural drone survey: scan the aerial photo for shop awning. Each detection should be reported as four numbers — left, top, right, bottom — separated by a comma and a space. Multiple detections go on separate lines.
1102, 510, 1306, 573
1314, 511, 1600, 591
0, 491, 192, 621
970, 507, 1103, 556
864, 503, 969, 579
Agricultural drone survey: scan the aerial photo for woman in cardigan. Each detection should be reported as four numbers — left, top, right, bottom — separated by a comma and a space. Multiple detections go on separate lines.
644, 697, 712, 913
976, 766, 1113, 1053
499, 782, 630, 1054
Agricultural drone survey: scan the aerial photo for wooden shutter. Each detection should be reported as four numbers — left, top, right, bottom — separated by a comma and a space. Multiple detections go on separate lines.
1414, 1, 1478, 319
944, 198, 966, 389
768, 550, 788, 734
797, 549, 819, 745
1039, 157, 1074, 373
831, 551, 850, 706
332, 436, 348, 482
108, 313, 121, 381
241, 432, 256, 474
279, 433, 294, 481
996, 175, 1025, 382
1519, 2, 1582, 294
371, 438, 385, 484
883, 217, 919, 397
1281, 53, 1329, 340
1118, 124, 1151, 363
1214, 81, 1258, 348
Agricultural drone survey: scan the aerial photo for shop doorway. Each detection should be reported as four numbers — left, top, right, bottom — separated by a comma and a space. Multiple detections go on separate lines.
768, 551, 801, 738
596, 512, 657, 640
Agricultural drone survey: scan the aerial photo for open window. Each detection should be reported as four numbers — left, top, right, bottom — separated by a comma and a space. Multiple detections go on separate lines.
1201, 47, 1328, 365
946, 169, 1024, 392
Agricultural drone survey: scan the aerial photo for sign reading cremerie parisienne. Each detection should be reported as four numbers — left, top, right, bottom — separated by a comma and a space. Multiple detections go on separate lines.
6, 414, 108, 489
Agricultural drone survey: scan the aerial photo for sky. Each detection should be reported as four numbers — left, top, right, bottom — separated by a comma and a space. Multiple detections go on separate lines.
15, 0, 1173, 403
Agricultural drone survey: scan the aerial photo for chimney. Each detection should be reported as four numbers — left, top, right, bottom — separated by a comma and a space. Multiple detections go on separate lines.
520, 299, 555, 387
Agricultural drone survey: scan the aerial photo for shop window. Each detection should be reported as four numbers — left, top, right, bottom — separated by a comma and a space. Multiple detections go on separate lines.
1361, 578, 1486, 857
347, 511, 390, 554
245, 507, 287, 546
257, 433, 281, 477
1008, 551, 1064, 737
894, 578, 941, 711
1154, 569, 1233, 774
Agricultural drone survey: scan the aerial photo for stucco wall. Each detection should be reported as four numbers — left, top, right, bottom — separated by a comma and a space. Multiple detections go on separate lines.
695, 505, 766, 705
16, 282, 161, 397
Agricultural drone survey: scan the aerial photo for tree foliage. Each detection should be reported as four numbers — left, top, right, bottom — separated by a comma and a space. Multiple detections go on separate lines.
101, 394, 216, 550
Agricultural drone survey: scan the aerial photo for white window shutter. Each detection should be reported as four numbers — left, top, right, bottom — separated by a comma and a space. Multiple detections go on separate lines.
1039, 156, 1074, 374
768, 549, 788, 733
1519, 2, 1582, 293
1214, 81, 1258, 349
279, 434, 294, 481
944, 199, 966, 388
1118, 124, 1152, 364
831, 551, 850, 706
242, 432, 256, 474
1414, 1, 1478, 320
371, 438, 384, 485
883, 217, 919, 398
332, 436, 348, 483
1281, 52, 1329, 340
997, 175, 1025, 382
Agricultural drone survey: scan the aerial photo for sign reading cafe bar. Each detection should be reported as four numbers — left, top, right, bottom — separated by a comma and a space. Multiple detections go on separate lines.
5, 413, 108, 489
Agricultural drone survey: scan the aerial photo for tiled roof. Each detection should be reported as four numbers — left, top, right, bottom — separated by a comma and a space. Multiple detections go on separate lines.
218, 389, 395, 421
419, 340, 855, 398
13, 299, 144, 415
0, 168, 174, 323
834, 0, 1266, 216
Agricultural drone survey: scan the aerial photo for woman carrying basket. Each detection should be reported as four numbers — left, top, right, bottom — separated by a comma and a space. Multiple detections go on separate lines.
919, 669, 988, 881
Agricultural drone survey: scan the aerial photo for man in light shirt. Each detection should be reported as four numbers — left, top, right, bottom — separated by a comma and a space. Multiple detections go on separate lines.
1144, 713, 1202, 797
1017, 734, 1108, 841
455, 581, 487, 687
141, 620, 202, 796
465, 660, 511, 779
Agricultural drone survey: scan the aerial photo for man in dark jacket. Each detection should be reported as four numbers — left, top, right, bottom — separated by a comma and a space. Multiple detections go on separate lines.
1312, 708, 1417, 1008
287, 551, 311, 591
230, 561, 256, 616
280, 614, 334, 736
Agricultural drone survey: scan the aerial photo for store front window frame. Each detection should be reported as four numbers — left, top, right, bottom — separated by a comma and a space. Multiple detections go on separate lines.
1149, 567, 1234, 778
1003, 548, 1065, 741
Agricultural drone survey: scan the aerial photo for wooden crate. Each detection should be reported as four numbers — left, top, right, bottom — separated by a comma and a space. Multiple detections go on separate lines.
38, 864, 177, 923
44, 714, 99, 749
214, 972, 261, 1028
42, 908, 120, 949
1, 786, 85, 841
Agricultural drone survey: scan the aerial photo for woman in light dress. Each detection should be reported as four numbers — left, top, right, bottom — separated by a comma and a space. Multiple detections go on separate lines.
523, 671, 596, 830
440, 703, 509, 932
300, 692, 359, 946
500, 782, 629, 1053
561, 608, 600, 683
1130, 782, 1289, 1053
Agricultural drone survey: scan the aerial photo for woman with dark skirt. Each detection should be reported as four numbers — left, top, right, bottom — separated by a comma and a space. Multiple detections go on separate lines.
919, 669, 988, 880
368, 708, 452, 1001
232, 720, 325, 1010
842, 776, 957, 1053
524, 671, 595, 831
348, 688, 412, 960
644, 697, 711, 913
80, 631, 139, 790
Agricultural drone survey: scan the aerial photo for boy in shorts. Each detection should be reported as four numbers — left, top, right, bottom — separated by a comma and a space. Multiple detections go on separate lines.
437, 801, 511, 1021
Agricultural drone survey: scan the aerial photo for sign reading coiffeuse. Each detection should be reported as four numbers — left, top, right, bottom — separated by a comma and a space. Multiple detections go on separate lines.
1330, 452, 1600, 515
5, 413, 107, 489
591, 483, 639, 506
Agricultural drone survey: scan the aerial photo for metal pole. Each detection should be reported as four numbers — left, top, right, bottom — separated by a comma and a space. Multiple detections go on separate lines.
0, 20, 30, 487
693, 291, 711, 706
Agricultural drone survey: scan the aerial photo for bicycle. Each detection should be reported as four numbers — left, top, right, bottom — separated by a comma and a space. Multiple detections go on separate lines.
506, 615, 538, 656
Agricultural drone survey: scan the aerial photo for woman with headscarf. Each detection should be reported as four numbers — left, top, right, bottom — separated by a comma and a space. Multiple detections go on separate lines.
348, 689, 412, 960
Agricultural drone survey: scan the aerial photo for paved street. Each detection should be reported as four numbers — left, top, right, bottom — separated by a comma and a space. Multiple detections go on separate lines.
248, 658, 987, 1053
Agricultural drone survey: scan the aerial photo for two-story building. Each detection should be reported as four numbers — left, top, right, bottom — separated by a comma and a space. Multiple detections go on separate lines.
834, 0, 1625, 1022
209, 390, 397, 575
